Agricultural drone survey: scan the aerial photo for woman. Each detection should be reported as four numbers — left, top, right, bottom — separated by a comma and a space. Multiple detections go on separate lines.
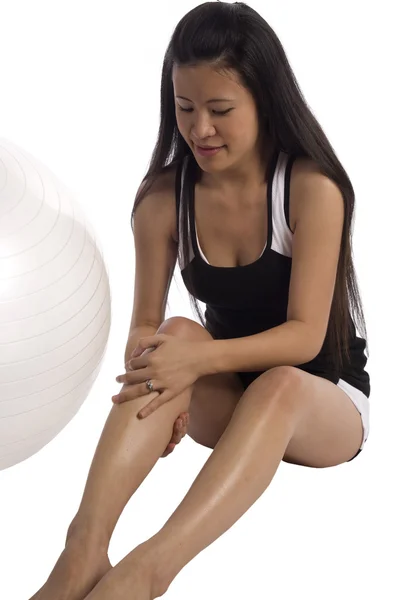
30, 2, 371, 599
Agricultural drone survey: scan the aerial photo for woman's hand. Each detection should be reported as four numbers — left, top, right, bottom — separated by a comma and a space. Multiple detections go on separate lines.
161, 411, 190, 458
113, 344, 191, 458
113, 334, 207, 419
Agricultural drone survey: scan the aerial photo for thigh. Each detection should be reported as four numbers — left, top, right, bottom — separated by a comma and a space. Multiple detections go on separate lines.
278, 370, 366, 467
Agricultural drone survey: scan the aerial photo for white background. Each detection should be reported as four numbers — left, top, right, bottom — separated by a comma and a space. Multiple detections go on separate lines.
0, 1, 398, 598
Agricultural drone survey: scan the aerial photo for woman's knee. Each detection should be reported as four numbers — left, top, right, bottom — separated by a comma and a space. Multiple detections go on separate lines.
157, 317, 213, 341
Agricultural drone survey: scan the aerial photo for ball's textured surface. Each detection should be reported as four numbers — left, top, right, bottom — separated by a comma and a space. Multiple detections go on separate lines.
0, 138, 111, 470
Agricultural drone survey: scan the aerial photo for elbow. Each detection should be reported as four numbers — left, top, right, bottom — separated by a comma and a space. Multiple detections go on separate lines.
288, 320, 324, 364
298, 324, 324, 363
305, 346, 321, 363
305, 335, 325, 362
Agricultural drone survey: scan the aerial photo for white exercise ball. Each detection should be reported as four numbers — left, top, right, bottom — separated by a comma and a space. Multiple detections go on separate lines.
0, 137, 111, 471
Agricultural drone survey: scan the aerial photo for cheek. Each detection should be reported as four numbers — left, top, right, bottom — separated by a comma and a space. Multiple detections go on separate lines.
236, 116, 257, 138
177, 120, 191, 141
239, 126, 259, 149
174, 113, 184, 130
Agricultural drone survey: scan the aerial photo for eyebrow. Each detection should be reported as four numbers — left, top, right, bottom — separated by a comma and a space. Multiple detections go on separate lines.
176, 95, 235, 103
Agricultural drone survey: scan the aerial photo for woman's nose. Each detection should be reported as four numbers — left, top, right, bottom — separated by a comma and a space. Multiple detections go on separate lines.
191, 116, 216, 139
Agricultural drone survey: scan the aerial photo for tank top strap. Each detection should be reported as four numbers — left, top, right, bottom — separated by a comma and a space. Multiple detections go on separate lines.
270, 151, 296, 258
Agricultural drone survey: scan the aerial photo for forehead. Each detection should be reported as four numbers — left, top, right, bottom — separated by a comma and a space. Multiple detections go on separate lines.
172, 64, 242, 96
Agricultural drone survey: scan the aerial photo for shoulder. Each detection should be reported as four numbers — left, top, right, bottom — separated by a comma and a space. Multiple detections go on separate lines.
162, 163, 180, 244
135, 162, 179, 243
289, 156, 343, 232
138, 162, 177, 198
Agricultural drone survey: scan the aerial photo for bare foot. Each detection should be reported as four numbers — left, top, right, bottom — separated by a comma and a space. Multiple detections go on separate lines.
28, 537, 112, 600
84, 543, 166, 600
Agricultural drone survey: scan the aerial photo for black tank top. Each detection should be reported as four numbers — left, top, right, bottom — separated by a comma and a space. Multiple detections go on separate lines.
175, 149, 371, 398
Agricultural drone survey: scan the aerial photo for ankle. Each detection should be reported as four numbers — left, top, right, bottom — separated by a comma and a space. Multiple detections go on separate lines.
136, 536, 177, 597
66, 518, 110, 554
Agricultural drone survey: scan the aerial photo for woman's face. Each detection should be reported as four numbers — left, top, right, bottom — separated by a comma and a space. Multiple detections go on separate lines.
172, 63, 262, 176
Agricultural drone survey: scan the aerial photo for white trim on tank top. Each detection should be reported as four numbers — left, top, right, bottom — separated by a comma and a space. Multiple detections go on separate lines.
179, 151, 294, 268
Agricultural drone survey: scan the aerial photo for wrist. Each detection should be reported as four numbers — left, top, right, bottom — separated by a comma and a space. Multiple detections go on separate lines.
196, 340, 222, 377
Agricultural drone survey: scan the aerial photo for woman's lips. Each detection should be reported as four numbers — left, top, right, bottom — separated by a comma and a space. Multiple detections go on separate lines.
195, 144, 225, 156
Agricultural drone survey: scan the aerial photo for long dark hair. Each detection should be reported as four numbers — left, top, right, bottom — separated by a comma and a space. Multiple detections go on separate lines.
130, 1, 369, 373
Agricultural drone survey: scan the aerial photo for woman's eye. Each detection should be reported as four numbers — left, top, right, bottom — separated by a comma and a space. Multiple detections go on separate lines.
178, 107, 232, 116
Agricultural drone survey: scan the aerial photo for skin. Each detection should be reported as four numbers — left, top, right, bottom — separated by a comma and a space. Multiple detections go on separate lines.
28, 63, 272, 600
154, 62, 273, 454
172, 62, 274, 194
28, 64, 363, 600
161, 412, 188, 457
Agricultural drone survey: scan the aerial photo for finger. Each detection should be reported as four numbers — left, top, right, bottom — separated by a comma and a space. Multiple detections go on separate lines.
118, 366, 149, 383
124, 346, 154, 371
181, 414, 189, 438
181, 413, 189, 430
125, 354, 150, 372
115, 369, 154, 395
175, 412, 189, 427
114, 390, 158, 405
176, 418, 188, 442
179, 414, 189, 432
127, 343, 158, 370
138, 391, 169, 419
180, 418, 188, 439
173, 414, 187, 431
161, 443, 175, 458
167, 416, 188, 453
172, 419, 183, 443
113, 380, 155, 402
112, 393, 129, 404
